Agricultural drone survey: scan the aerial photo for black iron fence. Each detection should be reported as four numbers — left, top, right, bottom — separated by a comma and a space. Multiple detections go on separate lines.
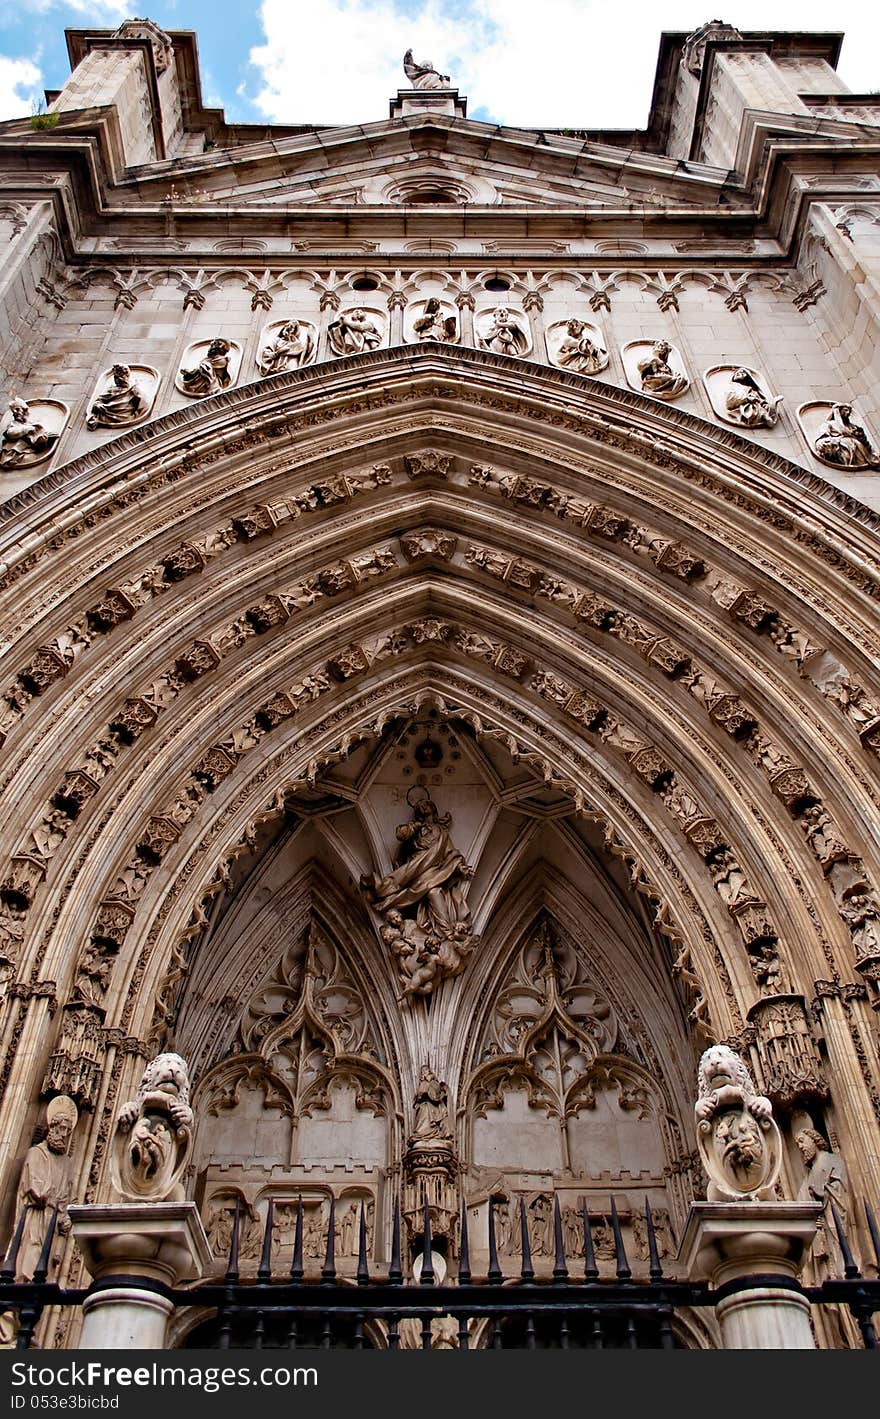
2, 1193, 879, 1350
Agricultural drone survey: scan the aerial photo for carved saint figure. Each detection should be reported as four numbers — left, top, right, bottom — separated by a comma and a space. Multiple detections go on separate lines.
178, 338, 234, 397
723, 368, 781, 429
339, 1202, 359, 1256
257, 320, 315, 376
530, 1195, 553, 1256
637, 339, 688, 398
403, 49, 450, 89
813, 402, 879, 469
555, 319, 608, 375
12, 1095, 78, 1280
362, 787, 475, 996
412, 298, 457, 343
796, 1128, 849, 1270
479, 308, 530, 357
410, 1065, 453, 1144
694, 1044, 781, 1201
327, 308, 383, 357
493, 1199, 513, 1254
0, 397, 59, 468
86, 364, 148, 429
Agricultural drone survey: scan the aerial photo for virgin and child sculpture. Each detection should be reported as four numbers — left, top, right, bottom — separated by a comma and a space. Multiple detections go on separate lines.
361, 786, 476, 997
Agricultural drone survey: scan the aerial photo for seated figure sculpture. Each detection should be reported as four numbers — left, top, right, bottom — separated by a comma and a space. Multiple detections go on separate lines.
87, 364, 148, 429
723, 368, 781, 429
257, 320, 315, 376
0, 397, 59, 468
555, 318, 608, 374
412, 298, 457, 343
813, 403, 879, 469
327, 308, 383, 357
637, 339, 688, 398
178, 338, 234, 397
480, 307, 530, 357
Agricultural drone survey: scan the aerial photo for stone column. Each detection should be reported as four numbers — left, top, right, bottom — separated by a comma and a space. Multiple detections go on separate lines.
455, 291, 476, 348
387, 291, 407, 348
679, 1201, 821, 1348
522, 291, 546, 363
69, 1202, 211, 1349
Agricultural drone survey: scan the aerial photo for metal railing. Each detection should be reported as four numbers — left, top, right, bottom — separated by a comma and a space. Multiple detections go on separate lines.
2, 1193, 878, 1350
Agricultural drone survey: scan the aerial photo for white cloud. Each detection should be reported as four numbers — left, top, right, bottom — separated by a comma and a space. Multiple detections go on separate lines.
246, 0, 880, 129
0, 54, 42, 121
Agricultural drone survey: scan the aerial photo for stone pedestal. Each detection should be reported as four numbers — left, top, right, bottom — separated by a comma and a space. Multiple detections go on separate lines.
69, 1202, 211, 1349
679, 1201, 822, 1349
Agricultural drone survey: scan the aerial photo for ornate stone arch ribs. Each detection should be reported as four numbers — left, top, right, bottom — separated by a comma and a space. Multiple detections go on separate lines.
0, 351, 879, 1229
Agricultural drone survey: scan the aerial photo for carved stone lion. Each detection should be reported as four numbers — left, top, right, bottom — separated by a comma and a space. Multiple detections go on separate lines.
111, 1053, 193, 1203
695, 1044, 781, 1202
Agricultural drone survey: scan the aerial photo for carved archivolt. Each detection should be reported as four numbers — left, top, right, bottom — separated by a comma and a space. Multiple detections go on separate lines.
2, 349, 880, 1216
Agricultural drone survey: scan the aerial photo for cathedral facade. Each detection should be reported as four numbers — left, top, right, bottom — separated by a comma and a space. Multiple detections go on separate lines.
1, 18, 880, 1349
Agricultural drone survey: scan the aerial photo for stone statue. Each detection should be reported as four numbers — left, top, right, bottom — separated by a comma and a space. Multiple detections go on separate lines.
409, 1065, 453, 1144
403, 49, 450, 89
637, 340, 688, 398
257, 320, 315, 376
530, 1195, 553, 1256
327, 308, 383, 357
110, 1052, 193, 1202
362, 786, 476, 997
479, 308, 530, 357
694, 1043, 782, 1201
723, 368, 781, 429
86, 364, 148, 429
796, 1128, 849, 1270
412, 298, 457, 343
12, 1095, 78, 1280
555, 319, 608, 374
339, 1202, 359, 1255
178, 338, 234, 397
0, 397, 60, 468
813, 403, 879, 469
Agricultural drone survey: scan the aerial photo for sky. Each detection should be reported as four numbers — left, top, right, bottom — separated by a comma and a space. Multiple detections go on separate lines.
1, 1, 880, 131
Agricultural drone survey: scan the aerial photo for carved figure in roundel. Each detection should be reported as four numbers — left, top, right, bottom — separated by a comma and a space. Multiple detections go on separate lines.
362, 787, 476, 998
177, 338, 234, 398
111, 1052, 193, 1202
478, 307, 531, 358
87, 364, 156, 429
813, 403, 880, 469
257, 320, 316, 376
552, 318, 609, 375
0, 396, 63, 469
723, 368, 781, 429
694, 1044, 782, 1202
412, 298, 458, 343
637, 340, 688, 399
327, 308, 384, 357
